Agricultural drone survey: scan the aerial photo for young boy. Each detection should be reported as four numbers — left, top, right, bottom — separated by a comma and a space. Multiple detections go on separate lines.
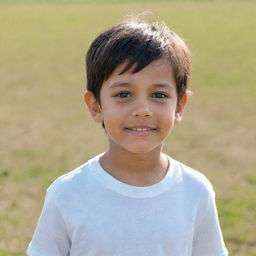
27, 18, 229, 256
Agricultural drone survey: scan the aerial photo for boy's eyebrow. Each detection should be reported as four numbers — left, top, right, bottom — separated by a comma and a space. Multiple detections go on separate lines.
109, 82, 130, 89
109, 82, 174, 90
153, 83, 174, 90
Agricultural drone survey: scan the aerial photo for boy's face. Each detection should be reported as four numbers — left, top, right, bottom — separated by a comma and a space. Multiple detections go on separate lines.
84, 58, 187, 155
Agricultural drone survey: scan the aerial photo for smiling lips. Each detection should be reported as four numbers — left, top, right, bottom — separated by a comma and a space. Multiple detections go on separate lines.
125, 127, 157, 135
127, 127, 156, 131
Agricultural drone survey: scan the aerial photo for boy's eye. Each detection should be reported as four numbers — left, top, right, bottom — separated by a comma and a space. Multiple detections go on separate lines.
153, 92, 168, 98
114, 91, 168, 99
115, 91, 131, 98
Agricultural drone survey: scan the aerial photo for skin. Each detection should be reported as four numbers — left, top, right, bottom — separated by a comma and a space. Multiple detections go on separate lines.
84, 58, 187, 187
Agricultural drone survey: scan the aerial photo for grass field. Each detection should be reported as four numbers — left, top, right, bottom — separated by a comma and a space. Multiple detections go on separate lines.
0, 1, 256, 255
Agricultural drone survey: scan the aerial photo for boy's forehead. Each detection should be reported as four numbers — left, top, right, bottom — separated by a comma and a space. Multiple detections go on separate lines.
103, 58, 176, 91
112, 57, 173, 77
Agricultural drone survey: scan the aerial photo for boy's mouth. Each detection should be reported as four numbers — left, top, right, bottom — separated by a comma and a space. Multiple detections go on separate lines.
125, 127, 156, 131
124, 127, 158, 136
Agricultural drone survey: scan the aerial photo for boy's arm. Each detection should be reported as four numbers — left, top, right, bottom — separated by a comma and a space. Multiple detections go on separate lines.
192, 190, 228, 256
27, 188, 71, 256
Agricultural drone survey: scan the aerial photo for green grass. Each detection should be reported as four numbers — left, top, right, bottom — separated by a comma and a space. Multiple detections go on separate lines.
0, 1, 256, 255
0, 250, 22, 256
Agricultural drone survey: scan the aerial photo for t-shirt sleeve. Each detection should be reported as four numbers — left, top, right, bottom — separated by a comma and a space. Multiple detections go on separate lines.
192, 189, 229, 256
26, 187, 71, 256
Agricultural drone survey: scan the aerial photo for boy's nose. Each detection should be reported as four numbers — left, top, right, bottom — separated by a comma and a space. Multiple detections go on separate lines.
132, 101, 153, 118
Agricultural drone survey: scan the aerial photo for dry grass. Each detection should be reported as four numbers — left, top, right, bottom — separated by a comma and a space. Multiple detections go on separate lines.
0, 1, 255, 255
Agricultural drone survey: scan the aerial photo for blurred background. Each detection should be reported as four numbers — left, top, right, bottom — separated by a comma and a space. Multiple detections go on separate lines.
0, 0, 255, 255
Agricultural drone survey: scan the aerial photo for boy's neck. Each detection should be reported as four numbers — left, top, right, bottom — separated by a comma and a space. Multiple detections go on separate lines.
99, 146, 169, 187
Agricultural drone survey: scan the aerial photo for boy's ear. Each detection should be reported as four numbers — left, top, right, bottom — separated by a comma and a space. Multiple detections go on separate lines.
175, 94, 188, 124
84, 91, 103, 123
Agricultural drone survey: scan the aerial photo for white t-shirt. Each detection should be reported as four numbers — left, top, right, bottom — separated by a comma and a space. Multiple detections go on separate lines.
27, 153, 228, 256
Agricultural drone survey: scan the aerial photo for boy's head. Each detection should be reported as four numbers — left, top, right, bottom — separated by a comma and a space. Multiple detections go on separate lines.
84, 17, 193, 153
86, 18, 192, 105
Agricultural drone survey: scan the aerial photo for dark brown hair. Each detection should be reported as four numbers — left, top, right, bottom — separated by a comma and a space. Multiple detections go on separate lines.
86, 18, 192, 104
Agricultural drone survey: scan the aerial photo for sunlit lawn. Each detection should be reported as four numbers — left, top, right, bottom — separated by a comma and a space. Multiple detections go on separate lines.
0, 1, 255, 255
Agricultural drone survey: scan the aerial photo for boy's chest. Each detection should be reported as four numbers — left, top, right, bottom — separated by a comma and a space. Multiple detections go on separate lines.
64, 192, 196, 256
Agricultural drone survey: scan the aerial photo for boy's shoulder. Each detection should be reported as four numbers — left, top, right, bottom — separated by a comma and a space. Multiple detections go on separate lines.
46, 153, 102, 197
170, 156, 215, 197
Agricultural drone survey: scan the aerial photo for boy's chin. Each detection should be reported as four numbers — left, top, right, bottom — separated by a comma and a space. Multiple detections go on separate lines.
107, 136, 164, 155
121, 144, 163, 155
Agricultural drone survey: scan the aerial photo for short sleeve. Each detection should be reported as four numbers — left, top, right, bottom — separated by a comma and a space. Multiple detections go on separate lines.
26, 188, 71, 256
192, 189, 229, 256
